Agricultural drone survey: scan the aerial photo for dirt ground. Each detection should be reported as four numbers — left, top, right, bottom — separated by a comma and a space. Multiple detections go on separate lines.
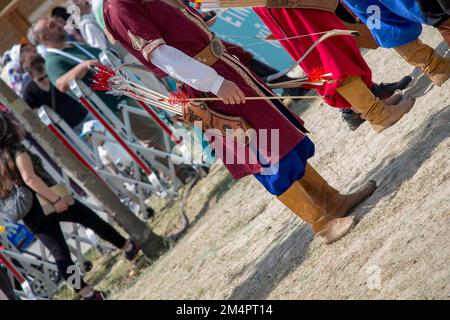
81, 27, 449, 300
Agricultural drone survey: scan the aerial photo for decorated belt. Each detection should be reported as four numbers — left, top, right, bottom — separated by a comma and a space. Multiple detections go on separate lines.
266, 0, 339, 11
191, 0, 338, 12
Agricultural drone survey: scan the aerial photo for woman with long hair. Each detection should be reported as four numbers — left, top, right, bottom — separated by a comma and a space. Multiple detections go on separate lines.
0, 113, 140, 300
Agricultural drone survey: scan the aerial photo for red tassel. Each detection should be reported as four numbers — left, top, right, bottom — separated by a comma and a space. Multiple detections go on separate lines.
90, 63, 117, 91
167, 91, 190, 107
308, 66, 332, 82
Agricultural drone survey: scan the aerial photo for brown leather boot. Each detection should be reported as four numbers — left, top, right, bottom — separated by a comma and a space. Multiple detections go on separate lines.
394, 39, 450, 87
302, 165, 377, 219
277, 164, 377, 244
341, 82, 410, 131
336, 76, 416, 133
437, 18, 450, 47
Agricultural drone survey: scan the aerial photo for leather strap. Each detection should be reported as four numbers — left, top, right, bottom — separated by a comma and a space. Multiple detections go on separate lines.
266, 0, 339, 12
174, 103, 253, 145
193, 36, 225, 66
341, 21, 379, 49
188, 38, 252, 144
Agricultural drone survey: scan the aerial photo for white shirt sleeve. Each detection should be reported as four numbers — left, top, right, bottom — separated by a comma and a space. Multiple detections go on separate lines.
149, 44, 224, 95
82, 22, 108, 51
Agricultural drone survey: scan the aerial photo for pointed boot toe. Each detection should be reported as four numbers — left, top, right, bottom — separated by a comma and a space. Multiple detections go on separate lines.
332, 180, 377, 218
373, 98, 416, 133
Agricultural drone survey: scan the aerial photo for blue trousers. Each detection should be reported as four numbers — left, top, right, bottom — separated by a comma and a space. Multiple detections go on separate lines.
254, 136, 315, 196
342, 0, 425, 48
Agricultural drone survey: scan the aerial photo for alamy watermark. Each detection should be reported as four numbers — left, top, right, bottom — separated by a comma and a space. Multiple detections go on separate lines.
366, 265, 382, 290
170, 123, 280, 176
65, 4, 82, 30
367, 5, 382, 30
66, 265, 82, 290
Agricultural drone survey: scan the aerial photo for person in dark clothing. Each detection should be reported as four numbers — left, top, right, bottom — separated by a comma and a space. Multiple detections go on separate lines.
2, 93, 87, 197
0, 267, 17, 300
23, 54, 90, 133
22, 193, 130, 297
0, 113, 140, 300
51, 6, 84, 43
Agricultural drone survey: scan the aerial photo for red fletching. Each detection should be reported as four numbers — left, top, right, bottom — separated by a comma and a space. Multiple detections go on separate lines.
166, 91, 190, 107
308, 66, 331, 82
90, 81, 111, 91
90, 63, 117, 91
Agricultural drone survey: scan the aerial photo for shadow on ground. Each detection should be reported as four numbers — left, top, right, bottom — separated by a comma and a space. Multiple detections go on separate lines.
227, 70, 449, 300
228, 223, 313, 299
355, 105, 450, 222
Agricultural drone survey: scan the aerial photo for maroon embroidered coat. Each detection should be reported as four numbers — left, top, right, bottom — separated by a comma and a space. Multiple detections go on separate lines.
103, 0, 308, 179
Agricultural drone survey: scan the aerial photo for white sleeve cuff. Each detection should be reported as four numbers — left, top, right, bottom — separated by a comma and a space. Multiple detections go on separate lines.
210, 76, 224, 95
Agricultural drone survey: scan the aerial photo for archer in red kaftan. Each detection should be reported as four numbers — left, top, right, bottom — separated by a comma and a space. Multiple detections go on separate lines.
104, 0, 308, 180
103, 0, 378, 245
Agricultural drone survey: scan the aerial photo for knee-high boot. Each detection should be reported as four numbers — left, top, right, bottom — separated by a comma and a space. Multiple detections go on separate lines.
394, 38, 450, 87
336, 76, 416, 133
277, 164, 376, 244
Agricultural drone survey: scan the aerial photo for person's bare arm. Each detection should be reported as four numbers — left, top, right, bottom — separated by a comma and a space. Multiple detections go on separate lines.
15, 152, 69, 212
55, 59, 99, 93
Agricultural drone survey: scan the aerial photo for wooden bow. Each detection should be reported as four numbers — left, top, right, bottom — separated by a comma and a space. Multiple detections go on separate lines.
265, 29, 360, 82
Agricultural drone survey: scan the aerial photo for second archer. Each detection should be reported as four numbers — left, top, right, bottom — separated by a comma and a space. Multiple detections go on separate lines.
252, 2, 417, 134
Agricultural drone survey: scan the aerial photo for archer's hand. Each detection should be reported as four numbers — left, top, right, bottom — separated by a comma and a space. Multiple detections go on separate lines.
216, 80, 246, 105
81, 59, 100, 73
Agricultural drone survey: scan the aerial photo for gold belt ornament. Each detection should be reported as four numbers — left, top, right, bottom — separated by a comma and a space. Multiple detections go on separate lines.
194, 35, 225, 66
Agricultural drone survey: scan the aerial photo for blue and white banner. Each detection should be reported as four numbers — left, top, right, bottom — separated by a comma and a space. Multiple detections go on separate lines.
210, 8, 294, 70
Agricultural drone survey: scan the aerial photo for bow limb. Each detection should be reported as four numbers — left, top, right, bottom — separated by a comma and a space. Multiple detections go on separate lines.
265, 29, 360, 82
